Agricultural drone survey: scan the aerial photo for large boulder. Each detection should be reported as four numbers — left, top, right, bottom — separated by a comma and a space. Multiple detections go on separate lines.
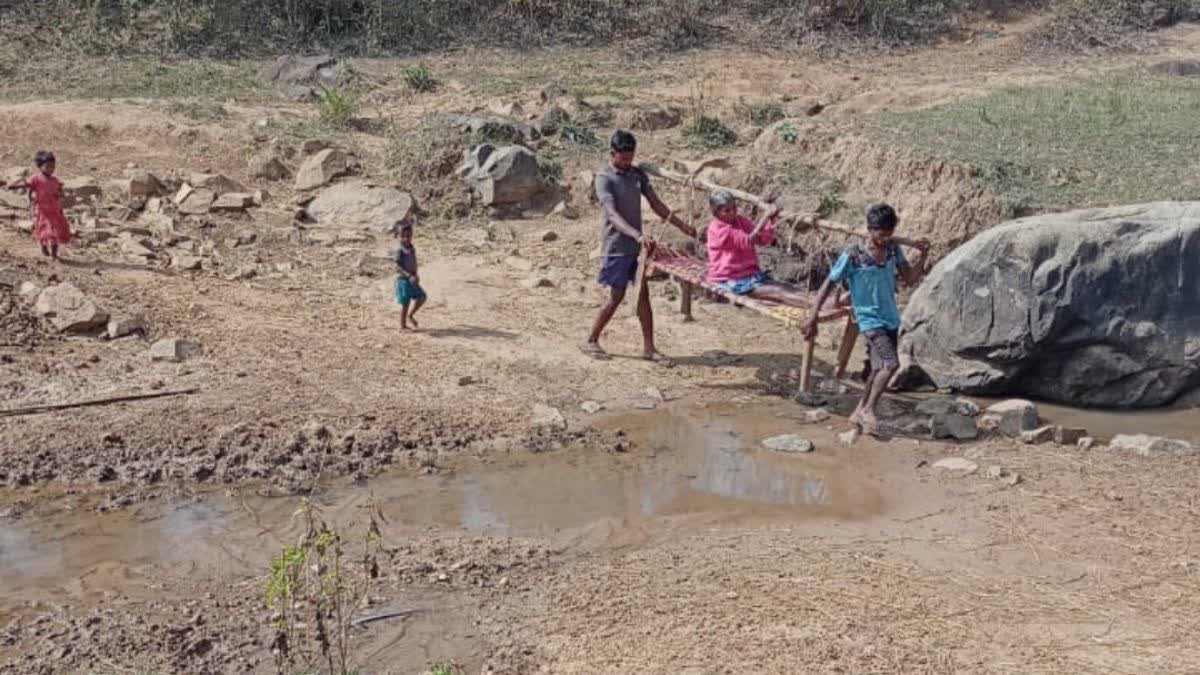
304, 180, 414, 229
899, 203, 1200, 408
460, 144, 554, 208
33, 283, 108, 333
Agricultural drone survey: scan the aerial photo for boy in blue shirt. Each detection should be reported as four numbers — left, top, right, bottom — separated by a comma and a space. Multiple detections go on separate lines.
804, 204, 928, 434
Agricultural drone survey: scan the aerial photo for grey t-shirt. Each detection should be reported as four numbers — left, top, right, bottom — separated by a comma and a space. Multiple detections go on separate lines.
393, 244, 417, 276
595, 165, 655, 258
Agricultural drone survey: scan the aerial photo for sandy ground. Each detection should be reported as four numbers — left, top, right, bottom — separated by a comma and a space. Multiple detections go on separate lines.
3, 17, 1200, 674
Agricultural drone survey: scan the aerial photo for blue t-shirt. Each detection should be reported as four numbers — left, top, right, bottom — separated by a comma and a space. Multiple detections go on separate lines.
829, 241, 907, 332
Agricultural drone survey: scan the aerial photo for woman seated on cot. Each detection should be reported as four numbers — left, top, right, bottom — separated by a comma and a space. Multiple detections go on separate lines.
704, 190, 818, 305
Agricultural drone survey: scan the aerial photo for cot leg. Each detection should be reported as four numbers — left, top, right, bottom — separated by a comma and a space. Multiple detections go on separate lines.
834, 316, 859, 380
680, 281, 694, 322
800, 332, 816, 393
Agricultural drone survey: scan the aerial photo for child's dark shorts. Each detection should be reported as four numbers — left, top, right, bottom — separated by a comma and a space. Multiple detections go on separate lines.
597, 255, 639, 287
864, 328, 900, 371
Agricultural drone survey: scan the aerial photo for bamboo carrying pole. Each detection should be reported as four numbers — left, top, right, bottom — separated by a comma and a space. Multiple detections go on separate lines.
637, 161, 860, 238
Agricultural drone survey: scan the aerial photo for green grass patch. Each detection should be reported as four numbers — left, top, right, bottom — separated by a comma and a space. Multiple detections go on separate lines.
0, 59, 263, 100
863, 77, 1200, 211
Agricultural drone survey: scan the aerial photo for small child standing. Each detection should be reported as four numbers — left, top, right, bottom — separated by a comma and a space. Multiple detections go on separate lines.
26, 151, 71, 262
392, 220, 426, 330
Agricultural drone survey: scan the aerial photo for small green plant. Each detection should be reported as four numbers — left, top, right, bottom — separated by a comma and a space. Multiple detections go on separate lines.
266, 497, 387, 675
317, 85, 357, 130
430, 661, 460, 675
403, 64, 438, 93
777, 121, 800, 144
684, 115, 737, 149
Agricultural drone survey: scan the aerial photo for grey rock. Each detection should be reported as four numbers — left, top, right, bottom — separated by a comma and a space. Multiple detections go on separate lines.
249, 154, 291, 181
580, 401, 603, 414
188, 173, 245, 195
983, 400, 1039, 437
18, 281, 42, 304
762, 434, 814, 454
304, 180, 414, 229
620, 105, 683, 131
531, 404, 566, 431
211, 193, 255, 212
1110, 433, 1195, 457
1021, 426, 1056, 445
259, 54, 347, 99
149, 338, 200, 363
295, 148, 351, 191
930, 412, 979, 441
106, 317, 145, 339
899, 203, 1200, 408
460, 144, 554, 208
33, 283, 108, 333
1054, 426, 1089, 446
932, 457, 978, 474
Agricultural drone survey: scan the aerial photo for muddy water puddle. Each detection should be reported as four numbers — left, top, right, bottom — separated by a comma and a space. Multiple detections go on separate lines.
0, 405, 888, 620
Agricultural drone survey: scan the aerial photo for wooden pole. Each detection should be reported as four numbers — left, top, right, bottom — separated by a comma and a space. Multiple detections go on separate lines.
638, 161, 861, 238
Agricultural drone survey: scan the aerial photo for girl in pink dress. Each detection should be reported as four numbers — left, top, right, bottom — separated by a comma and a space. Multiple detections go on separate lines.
26, 150, 71, 261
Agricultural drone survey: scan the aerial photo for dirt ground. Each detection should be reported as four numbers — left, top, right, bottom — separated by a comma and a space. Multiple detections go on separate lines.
3, 14, 1200, 675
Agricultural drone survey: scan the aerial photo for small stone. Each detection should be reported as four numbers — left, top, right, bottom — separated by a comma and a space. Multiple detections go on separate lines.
178, 188, 215, 215
580, 401, 603, 414
1004, 473, 1023, 486
645, 386, 666, 402
634, 401, 658, 410
211, 193, 254, 212
436, 573, 449, 583
932, 457, 979, 474
1111, 433, 1195, 457
540, 230, 559, 243
18, 281, 42, 304
188, 172, 245, 195
724, 591, 739, 600
552, 201, 579, 220
762, 434, 814, 454
457, 375, 478, 386
984, 465, 1004, 480
1020, 426, 1056, 445
106, 317, 145, 339
248, 154, 291, 181
838, 428, 860, 446
803, 409, 830, 423
498, 576, 510, 587
301, 139, 330, 155
171, 254, 203, 271
985, 399, 1039, 437
1077, 436, 1096, 451
149, 338, 200, 362
531, 403, 566, 431
1054, 426, 1088, 446
521, 276, 554, 289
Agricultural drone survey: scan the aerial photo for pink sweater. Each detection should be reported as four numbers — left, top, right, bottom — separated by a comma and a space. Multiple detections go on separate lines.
705, 215, 775, 283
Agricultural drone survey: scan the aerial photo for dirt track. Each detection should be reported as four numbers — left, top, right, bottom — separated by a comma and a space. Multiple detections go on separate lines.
3, 17, 1200, 674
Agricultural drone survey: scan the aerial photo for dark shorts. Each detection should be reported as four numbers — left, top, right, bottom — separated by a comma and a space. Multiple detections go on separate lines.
864, 328, 899, 372
597, 255, 639, 287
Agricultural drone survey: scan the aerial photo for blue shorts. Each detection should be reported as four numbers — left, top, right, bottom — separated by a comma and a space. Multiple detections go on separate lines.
718, 271, 770, 295
395, 277, 426, 305
597, 255, 639, 287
